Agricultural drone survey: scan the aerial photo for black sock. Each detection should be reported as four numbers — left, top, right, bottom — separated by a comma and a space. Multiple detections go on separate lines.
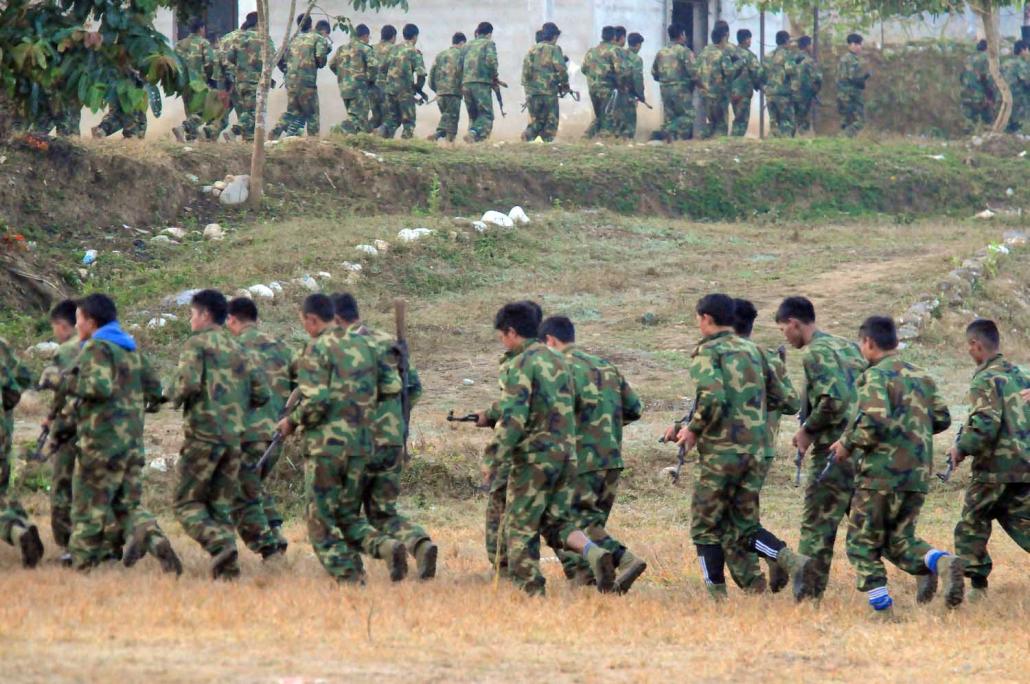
696, 544, 726, 586
748, 528, 786, 561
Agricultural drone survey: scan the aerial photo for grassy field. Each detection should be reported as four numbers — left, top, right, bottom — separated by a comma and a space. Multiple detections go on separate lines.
1, 204, 1029, 682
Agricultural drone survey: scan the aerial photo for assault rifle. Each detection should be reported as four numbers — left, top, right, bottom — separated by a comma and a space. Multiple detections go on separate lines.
814, 452, 835, 484
255, 388, 302, 474
936, 425, 964, 483
660, 397, 698, 484
493, 80, 508, 117
560, 88, 581, 102
795, 380, 809, 487
447, 410, 479, 423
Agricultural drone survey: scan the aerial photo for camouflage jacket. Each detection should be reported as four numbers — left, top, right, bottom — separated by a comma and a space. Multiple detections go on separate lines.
759, 345, 800, 460
330, 39, 377, 98
462, 37, 498, 86
727, 44, 763, 98
431, 45, 466, 96
374, 41, 397, 89
218, 29, 273, 90
176, 33, 221, 89
284, 31, 330, 89
485, 347, 520, 425
583, 42, 623, 91
651, 44, 697, 88
493, 339, 576, 469
0, 337, 32, 453
686, 331, 794, 460
38, 338, 81, 441
521, 43, 569, 97
836, 52, 869, 96
169, 327, 270, 448
384, 42, 427, 95
290, 326, 380, 457
792, 52, 823, 101
353, 323, 415, 449
955, 354, 1029, 484
840, 354, 951, 492
565, 346, 642, 473
763, 45, 797, 98
235, 325, 295, 445
802, 331, 866, 451
1002, 55, 1030, 112
698, 44, 732, 98
961, 51, 996, 101
624, 50, 645, 100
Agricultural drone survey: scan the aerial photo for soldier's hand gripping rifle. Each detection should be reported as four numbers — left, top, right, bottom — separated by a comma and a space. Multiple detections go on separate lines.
255, 388, 302, 474
560, 88, 581, 102
28, 366, 78, 463
814, 452, 835, 484
937, 425, 964, 483
659, 398, 698, 484
493, 79, 508, 117
447, 410, 479, 423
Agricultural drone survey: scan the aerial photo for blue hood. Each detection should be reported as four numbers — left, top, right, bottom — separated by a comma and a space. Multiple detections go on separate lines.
92, 321, 138, 352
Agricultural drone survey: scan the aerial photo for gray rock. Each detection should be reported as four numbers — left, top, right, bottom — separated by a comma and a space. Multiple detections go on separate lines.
897, 323, 921, 341
162, 288, 202, 308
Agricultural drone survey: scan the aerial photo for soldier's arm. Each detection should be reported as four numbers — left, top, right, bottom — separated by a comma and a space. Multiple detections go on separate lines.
651, 54, 661, 82
431, 56, 441, 91
520, 52, 532, 89
632, 60, 645, 98
686, 348, 725, 435
487, 42, 499, 81
802, 348, 844, 434
290, 344, 331, 428
407, 365, 423, 408
72, 343, 114, 401
766, 355, 800, 416
316, 38, 330, 69
0, 345, 27, 410
378, 343, 402, 399
620, 372, 643, 424
248, 362, 271, 410
839, 372, 885, 453
329, 48, 342, 76
492, 359, 532, 464
929, 380, 951, 435
169, 339, 203, 408
141, 353, 164, 409
555, 48, 569, 92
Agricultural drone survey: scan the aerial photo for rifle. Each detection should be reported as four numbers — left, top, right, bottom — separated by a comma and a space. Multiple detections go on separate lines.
660, 397, 698, 484
394, 299, 412, 462
604, 89, 620, 116
447, 410, 479, 423
27, 366, 78, 463
795, 382, 810, 487
814, 454, 835, 484
937, 425, 964, 483
635, 94, 654, 110
255, 388, 302, 474
561, 89, 581, 102
493, 80, 507, 118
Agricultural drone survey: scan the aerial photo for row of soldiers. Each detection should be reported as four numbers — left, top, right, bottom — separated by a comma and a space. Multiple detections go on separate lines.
961, 39, 1030, 134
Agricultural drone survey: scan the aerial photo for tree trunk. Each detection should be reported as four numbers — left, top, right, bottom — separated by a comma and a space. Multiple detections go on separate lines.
971, 2, 1011, 133
248, 0, 272, 209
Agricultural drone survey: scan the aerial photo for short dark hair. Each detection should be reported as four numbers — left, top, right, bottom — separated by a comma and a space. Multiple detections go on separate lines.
1014, 40, 1028, 55
302, 294, 335, 323
518, 300, 543, 327
381, 24, 397, 41
858, 316, 898, 351
541, 25, 559, 42
696, 293, 736, 327
192, 289, 228, 325
776, 30, 791, 46
539, 316, 575, 343
977, 39, 988, 51
775, 296, 816, 325
188, 16, 205, 34
297, 13, 313, 31
712, 26, 729, 44
614, 26, 627, 40
453, 32, 467, 45
628, 32, 644, 48
737, 29, 752, 43
316, 20, 332, 33
715, 20, 729, 31
847, 33, 863, 45
732, 299, 758, 338
50, 299, 77, 326
242, 12, 259, 30
668, 24, 685, 41
227, 297, 259, 323
535, 30, 544, 43
355, 23, 370, 38
402, 23, 419, 40
542, 22, 561, 37
966, 319, 1000, 350
331, 292, 360, 322
77, 293, 117, 328
602, 26, 616, 42
798, 35, 812, 49
476, 21, 493, 37
494, 302, 540, 339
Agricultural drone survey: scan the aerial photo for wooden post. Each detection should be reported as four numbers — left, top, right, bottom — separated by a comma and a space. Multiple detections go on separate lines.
759, 7, 765, 139
811, 2, 819, 133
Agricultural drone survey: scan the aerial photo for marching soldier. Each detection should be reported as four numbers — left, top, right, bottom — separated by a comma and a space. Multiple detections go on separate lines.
763, 31, 798, 137
583, 26, 623, 138
728, 29, 762, 137
379, 23, 426, 140
272, 14, 330, 139
698, 25, 732, 138
792, 36, 823, 135
428, 32, 467, 142
329, 23, 378, 134
173, 17, 222, 143
463, 22, 500, 143
651, 23, 697, 141
836, 33, 870, 137
370, 25, 398, 130
520, 24, 568, 142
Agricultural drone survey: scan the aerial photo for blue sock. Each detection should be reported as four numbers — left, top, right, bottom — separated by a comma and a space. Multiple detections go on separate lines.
582, 541, 595, 557
924, 549, 948, 574
868, 586, 893, 611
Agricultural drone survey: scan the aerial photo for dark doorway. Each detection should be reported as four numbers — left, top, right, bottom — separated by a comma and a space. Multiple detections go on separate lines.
175, 1, 239, 44
671, 1, 695, 50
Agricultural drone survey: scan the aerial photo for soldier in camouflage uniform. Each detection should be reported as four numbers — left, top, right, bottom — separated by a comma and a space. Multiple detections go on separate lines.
727, 29, 762, 137
540, 317, 648, 593
582, 26, 623, 139
613, 33, 645, 139
370, 25, 398, 131
947, 320, 1029, 602
173, 17, 222, 143
329, 24, 377, 135
722, 301, 800, 593
651, 24, 697, 141
520, 25, 568, 142
226, 298, 293, 560
92, 92, 150, 139
491, 302, 617, 596
0, 336, 44, 568
378, 23, 426, 140
1002, 40, 1030, 133
776, 296, 866, 598
218, 12, 275, 141
462, 22, 500, 143
960, 40, 997, 131
836, 33, 870, 137
792, 36, 822, 135
429, 32, 467, 142
272, 14, 330, 139
830, 316, 962, 617
671, 294, 815, 601
279, 295, 408, 584
332, 293, 438, 580
698, 26, 732, 139
169, 290, 270, 579
763, 31, 798, 137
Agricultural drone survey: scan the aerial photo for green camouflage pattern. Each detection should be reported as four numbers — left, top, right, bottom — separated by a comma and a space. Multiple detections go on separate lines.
792, 52, 822, 133
757, 345, 800, 460
960, 50, 997, 128
698, 44, 731, 138
652, 44, 697, 140
764, 45, 798, 137
836, 51, 869, 136
435, 94, 462, 140
955, 354, 1029, 483
0, 338, 32, 546
463, 82, 494, 140
522, 42, 568, 96
351, 323, 414, 447
846, 489, 933, 591
382, 42, 426, 138
483, 347, 518, 569
728, 44, 762, 136
218, 28, 273, 139
233, 440, 287, 555
330, 39, 378, 99
1002, 53, 1030, 132
43, 339, 81, 548
566, 346, 642, 473
97, 101, 147, 138
235, 325, 295, 445
953, 481, 1029, 587
369, 41, 396, 129
841, 354, 951, 493
614, 49, 645, 138
583, 42, 624, 138
175, 33, 221, 140
561, 468, 624, 578
431, 44, 466, 96
462, 37, 498, 86
362, 444, 431, 552
723, 456, 772, 591
285, 31, 331, 89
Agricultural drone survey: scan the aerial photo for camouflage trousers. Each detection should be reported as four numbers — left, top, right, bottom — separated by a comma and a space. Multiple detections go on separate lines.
232, 441, 288, 557
273, 85, 320, 138
723, 456, 771, 591
0, 443, 31, 548
586, 86, 616, 138
112, 447, 173, 562
560, 468, 626, 578
463, 83, 494, 141
690, 453, 764, 546
700, 95, 729, 138
174, 439, 241, 564
730, 95, 752, 137
305, 450, 396, 583
31, 104, 80, 137
766, 96, 796, 137
836, 90, 864, 137
954, 481, 1029, 589
50, 439, 78, 548
369, 85, 386, 130
68, 448, 131, 569
484, 450, 510, 570
846, 489, 932, 592
659, 84, 694, 140
614, 95, 637, 139
794, 96, 816, 133
435, 94, 462, 141
362, 445, 431, 553
180, 94, 209, 142
98, 106, 147, 139
798, 452, 855, 597
381, 91, 416, 139
231, 84, 258, 139
505, 453, 580, 595
961, 99, 995, 131
339, 87, 372, 134
522, 94, 559, 142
